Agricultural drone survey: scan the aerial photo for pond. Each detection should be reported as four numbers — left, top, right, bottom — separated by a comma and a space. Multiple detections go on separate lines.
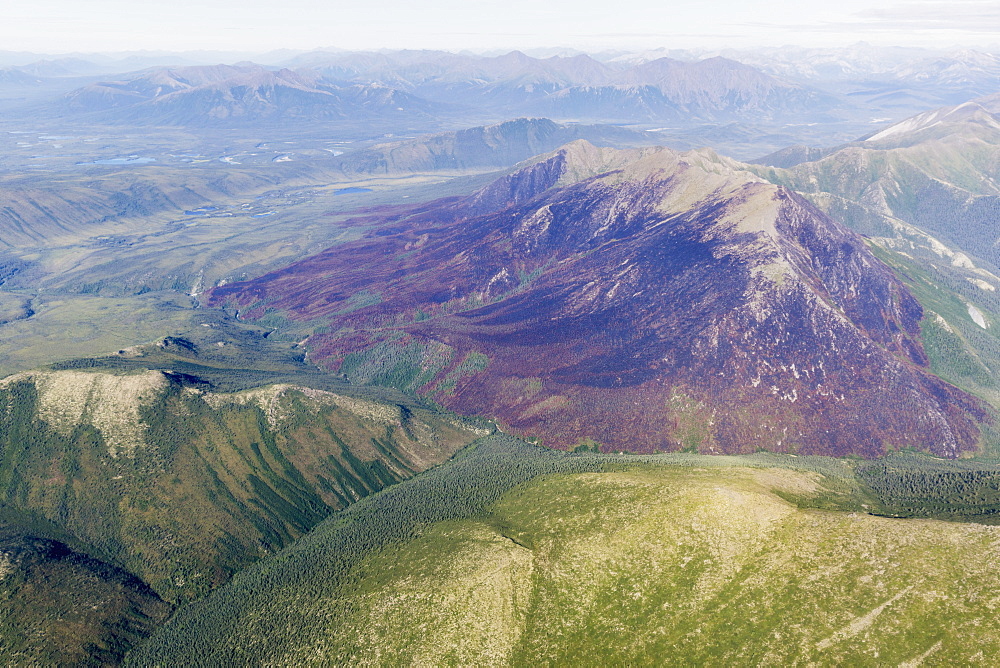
77, 156, 157, 165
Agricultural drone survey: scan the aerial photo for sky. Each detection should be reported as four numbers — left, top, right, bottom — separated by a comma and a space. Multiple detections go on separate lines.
4, 0, 1000, 55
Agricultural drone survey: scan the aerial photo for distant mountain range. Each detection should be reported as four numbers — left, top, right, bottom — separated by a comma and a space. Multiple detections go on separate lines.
4, 45, 1000, 131
301, 50, 841, 123
35, 53, 842, 128
621, 45, 1000, 111
210, 140, 986, 457
61, 63, 442, 125
289, 45, 1000, 121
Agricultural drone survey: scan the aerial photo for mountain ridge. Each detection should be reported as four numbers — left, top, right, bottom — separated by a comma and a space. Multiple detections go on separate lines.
55, 55, 841, 127
0, 358, 481, 604
62, 63, 443, 126
210, 140, 987, 457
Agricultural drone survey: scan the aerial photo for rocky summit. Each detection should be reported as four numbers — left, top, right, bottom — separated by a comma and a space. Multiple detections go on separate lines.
211, 140, 987, 456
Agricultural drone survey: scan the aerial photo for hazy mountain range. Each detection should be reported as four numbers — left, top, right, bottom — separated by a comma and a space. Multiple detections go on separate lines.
60, 64, 443, 125
29, 54, 832, 128
4, 44, 995, 122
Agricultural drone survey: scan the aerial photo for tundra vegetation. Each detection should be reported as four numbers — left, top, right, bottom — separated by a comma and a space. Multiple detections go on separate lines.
0, 335, 483, 662
130, 436, 1000, 665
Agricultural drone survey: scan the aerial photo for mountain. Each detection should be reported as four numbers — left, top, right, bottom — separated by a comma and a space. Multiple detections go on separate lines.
0, 528, 172, 665
480, 56, 838, 123
297, 49, 616, 89
334, 117, 661, 175
611, 45, 1000, 121
521, 84, 684, 122
751, 144, 837, 168
0, 68, 42, 88
861, 99, 1000, 143
742, 99, 1000, 407
666, 44, 1000, 88
62, 63, 442, 126
608, 56, 837, 120
887, 50, 1000, 101
13, 57, 110, 78
0, 346, 482, 606
0, 310, 488, 661
288, 50, 841, 124
209, 140, 986, 457
754, 98, 1000, 269
717, 43, 935, 81
0, 313, 484, 660
128, 438, 1000, 665
7, 51, 854, 153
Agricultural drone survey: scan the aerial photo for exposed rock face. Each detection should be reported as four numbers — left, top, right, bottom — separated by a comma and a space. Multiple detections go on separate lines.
211, 141, 987, 457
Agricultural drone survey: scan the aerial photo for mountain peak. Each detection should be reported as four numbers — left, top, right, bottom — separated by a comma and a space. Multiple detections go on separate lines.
537, 141, 762, 207
210, 144, 986, 457
864, 100, 1000, 144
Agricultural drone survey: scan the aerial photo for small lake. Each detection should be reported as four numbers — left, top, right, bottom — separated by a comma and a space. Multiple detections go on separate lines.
335, 187, 373, 195
184, 206, 220, 215
77, 156, 157, 165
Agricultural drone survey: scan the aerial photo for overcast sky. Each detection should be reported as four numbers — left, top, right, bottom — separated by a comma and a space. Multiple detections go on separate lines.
5, 0, 1000, 54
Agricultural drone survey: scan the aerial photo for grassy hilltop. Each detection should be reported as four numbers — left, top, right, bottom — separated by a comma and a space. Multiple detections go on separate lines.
131, 436, 1000, 665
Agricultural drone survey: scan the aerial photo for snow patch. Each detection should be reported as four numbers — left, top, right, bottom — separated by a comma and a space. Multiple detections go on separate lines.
866, 109, 947, 142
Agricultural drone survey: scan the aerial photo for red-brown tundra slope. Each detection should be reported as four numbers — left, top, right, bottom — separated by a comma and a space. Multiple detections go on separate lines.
210, 141, 988, 457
